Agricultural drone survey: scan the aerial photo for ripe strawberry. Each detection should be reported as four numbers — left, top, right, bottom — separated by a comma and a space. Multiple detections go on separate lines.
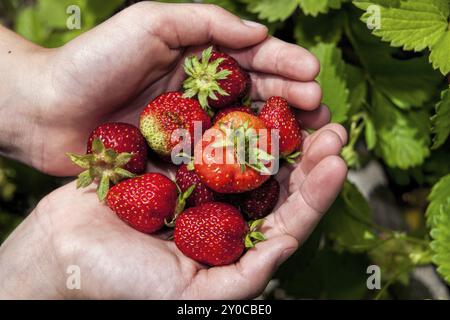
238, 178, 280, 219
259, 97, 302, 163
174, 202, 265, 266
67, 122, 147, 200
140, 92, 211, 159
107, 173, 193, 234
183, 47, 250, 113
176, 164, 218, 207
213, 105, 254, 124
194, 111, 275, 193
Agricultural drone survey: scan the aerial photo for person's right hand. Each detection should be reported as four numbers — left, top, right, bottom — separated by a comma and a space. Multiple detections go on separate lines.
0, 2, 325, 176
0, 122, 347, 299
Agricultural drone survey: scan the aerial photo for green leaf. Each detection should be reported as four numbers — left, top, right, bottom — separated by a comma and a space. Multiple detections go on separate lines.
430, 205, 450, 284
431, 88, 450, 149
299, 0, 347, 17
241, 0, 299, 22
310, 43, 350, 123
14, 7, 48, 44
426, 174, 450, 227
85, 0, 124, 20
364, 115, 377, 150
97, 173, 110, 201
349, 18, 442, 109
294, 10, 344, 48
354, 0, 450, 75
345, 64, 367, 116
324, 181, 379, 252
370, 90, 430, 169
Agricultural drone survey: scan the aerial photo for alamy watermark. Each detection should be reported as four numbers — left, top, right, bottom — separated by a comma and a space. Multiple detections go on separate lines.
66, 265, 81, 290
66, 5, 81, 30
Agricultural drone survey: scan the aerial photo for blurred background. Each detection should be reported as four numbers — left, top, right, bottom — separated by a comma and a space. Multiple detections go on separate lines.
1, 0, 449, 299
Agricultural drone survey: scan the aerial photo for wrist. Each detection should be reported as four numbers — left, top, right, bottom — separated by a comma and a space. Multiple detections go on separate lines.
0, 26, 55, 170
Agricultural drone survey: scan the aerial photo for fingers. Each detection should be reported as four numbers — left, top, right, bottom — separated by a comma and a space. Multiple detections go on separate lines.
277, 123, 347, 186
223, 37, 320, 82
136, 2, 268, 49
186, 235, 298, 299
296, 104, 331, 130
250, 73, 322, 110
267, 155, 347, 242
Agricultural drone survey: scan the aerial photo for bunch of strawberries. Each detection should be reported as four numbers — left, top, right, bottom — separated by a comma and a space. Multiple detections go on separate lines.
67, 47, 303, 266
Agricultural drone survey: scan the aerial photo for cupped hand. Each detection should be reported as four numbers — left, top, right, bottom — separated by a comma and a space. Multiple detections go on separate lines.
26, 1, 324, 176
0, 123, 347, 299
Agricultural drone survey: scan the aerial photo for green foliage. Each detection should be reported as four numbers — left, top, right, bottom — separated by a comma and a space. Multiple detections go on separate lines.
354, 0, 450, 75
14, 0, 124, 47
426, 174, 450, 284
324, 181, 379, 252
431, 88, 450, 149
310, 43, 350, 123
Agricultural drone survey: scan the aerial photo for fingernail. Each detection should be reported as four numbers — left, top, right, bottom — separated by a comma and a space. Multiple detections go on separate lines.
242, 19, 265, 29
276, 247, 296, 268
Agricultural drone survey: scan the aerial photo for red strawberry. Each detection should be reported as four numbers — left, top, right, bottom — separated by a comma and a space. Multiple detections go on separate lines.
194, 111, 275, 193
67, 122, 147, 200
174, 202, 265, 266
259, 97, 302, 162
140, 92, 211, 159
238, 178, 280, 219
213, 105, 254, 124
182, 47, 250, 113
106, 173, 192, 234
176, 164, 218, 206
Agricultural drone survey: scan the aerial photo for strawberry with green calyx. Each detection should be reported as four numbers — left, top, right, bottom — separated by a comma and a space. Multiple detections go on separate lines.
182, 47, 250, 114
67, 122, 147, 201
174, 202, 266, 266
106, 173, 194, 234
140, 92, 211, 159
259, 96, 302, 164
194, 111, 276, 194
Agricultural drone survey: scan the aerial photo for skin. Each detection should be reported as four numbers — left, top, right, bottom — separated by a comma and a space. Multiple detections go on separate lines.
0, 2, 347, 299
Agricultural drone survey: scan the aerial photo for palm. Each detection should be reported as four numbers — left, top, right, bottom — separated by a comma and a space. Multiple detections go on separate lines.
41, 119, 347, 299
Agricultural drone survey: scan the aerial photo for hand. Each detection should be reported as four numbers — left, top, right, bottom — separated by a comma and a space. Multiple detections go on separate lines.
0, 2, 324, 176
0, 123, 347, 299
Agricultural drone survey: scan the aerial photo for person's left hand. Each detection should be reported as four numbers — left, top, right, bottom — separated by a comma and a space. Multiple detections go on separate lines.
1, 2, 325, 175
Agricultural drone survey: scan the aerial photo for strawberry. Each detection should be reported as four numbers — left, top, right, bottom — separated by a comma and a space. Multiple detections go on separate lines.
182, 47, 250, 114
174, 202, 265, 266
140, 92, 211, 160
213, 105, 254, 124
238, 178, 280, 219
176, 164, 218, 207
67, 122, 147, 200
106, 173, 193, 234
194, 111, 276, 193
259, 97, 302, 163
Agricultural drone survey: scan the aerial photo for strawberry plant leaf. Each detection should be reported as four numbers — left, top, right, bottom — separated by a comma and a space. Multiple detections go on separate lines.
323, 181, 379, 252
354, 0, 450, 75
241, 0, 299, 22
431, 88, 450, 149
370, 90, 431, 169
299, 0, 348, 17
345, 64, 367, 116
364, 115, 377, 150
310, 43, 350, 123
430, 206, 450, 285
294, 10, 344, 48
426, 174, 450, 227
